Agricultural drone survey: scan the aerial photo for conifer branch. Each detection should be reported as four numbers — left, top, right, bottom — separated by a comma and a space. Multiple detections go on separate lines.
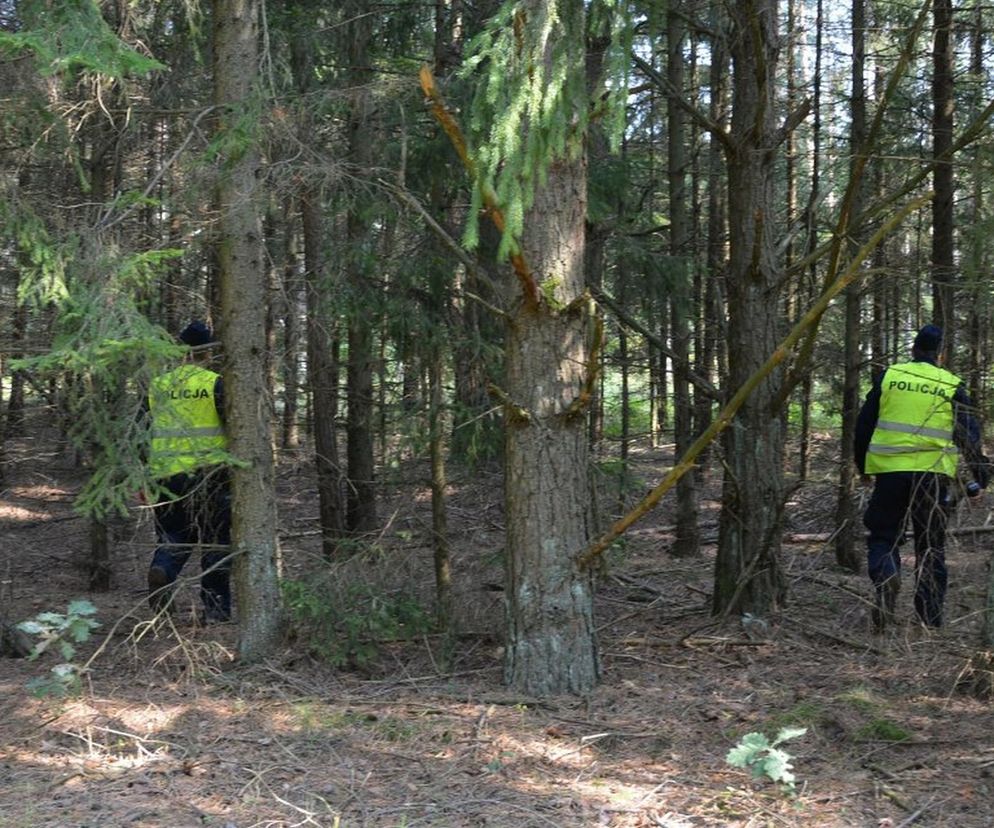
591, 286, 720, 402
776, 0, 933, 406
418, 65, 541, 311
575, 194, 932, 571
631, 54, 734, 156
378, 178, 508, 318
96, 105, 218, 232
487, 382, 531, 424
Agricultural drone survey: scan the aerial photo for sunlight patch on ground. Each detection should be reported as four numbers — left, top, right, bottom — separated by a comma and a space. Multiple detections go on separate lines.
114, 703, 186, 733
490, 730, 674, 811
0, 502, 55, 522
12, 745, 174, 779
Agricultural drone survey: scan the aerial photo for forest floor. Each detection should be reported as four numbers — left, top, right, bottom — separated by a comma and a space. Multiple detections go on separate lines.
3, 430, 994, 828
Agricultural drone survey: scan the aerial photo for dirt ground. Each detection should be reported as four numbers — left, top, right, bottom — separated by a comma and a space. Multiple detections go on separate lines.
3, 432, 994, 828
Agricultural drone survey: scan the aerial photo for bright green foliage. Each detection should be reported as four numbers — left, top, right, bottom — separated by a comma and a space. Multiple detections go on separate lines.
17, 599, 101, 697
725, 727, 807, 794
0, 200, 71, 307
282, 578, 432, 668
0, 1, 163, 77
204, 101, 264, 169
12, 247, 188, 519
460, 0, 631, 259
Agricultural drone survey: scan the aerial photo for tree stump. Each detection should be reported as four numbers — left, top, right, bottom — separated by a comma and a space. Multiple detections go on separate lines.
1, 620, 33, 658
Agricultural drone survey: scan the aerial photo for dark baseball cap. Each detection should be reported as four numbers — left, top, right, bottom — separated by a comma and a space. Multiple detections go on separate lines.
913, 324, 943, 353
178, 320, 215, 347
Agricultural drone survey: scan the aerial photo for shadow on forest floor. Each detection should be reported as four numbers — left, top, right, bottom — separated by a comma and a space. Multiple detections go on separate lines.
2, 435, 994, 827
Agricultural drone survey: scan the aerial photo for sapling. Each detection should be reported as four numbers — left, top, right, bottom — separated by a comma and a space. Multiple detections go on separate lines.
17, 599, 101, 696
725, 726, 807, 794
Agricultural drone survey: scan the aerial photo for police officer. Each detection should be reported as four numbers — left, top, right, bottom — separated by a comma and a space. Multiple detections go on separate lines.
146, 320, 232, 622
855, 324, 989, 631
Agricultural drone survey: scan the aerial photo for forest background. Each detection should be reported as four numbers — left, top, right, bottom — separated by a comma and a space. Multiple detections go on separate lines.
3, 0, 994, 826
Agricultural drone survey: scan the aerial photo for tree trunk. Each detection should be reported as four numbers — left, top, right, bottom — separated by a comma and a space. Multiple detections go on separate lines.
700, 0, 728, 470
713, 0, 787, 617
503, 0, 598, 696
214, 0, 283, 660
429, 343, 452, 657
345, 10, 378, 534
932, 0, 955, 360
3, 301, 28, 443
799, 0, 823, 482
280, 205, 302, 451
985, 547, 994, 649
668, 3, 699, 558
88, 518, 111, 591
618, 281, 630, 514
965, 4, 986, 409
289, 25, 346, 549
302, 189, 346, 551
833, 0, 866, 574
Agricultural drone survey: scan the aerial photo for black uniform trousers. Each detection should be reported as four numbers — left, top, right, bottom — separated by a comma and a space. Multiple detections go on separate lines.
150, 467, 232, 619
863, 470, 948, 627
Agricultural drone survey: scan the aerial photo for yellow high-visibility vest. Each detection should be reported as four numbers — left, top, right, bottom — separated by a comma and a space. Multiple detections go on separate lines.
865, 361, 960, 477
148, 365, 227, 478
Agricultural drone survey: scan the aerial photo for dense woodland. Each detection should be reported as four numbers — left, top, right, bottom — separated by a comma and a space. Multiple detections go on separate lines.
3, 1, 994, 825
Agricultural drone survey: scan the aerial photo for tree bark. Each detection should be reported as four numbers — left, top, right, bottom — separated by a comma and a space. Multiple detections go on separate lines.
289, 25, 347, 552
429, 342, 452, 654
932, 0, 955, 360
668, 3, 699, 557
700, 0, 728, 470
833, 0, 866, 574
965, 3, 987, 410
280, 204, 302, 451
712, 0, 787, 617
345, 9, 378, 534
302, 189, 346, 552
213, 0, 283, 660
503, 0, 598, 696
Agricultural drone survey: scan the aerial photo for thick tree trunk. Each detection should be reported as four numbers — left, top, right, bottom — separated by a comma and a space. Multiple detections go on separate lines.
214, 0, 283, 660
503, 0, 597, 697
713, 0, 787, 617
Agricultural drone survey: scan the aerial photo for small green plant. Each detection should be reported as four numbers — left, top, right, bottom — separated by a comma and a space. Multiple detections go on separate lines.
282, 579, 432, 668
17, 599, 101, 697
855, 718, 911, 742
725, 727, 807, 794
767, 701, 826, 733
836, 685, 881, 713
